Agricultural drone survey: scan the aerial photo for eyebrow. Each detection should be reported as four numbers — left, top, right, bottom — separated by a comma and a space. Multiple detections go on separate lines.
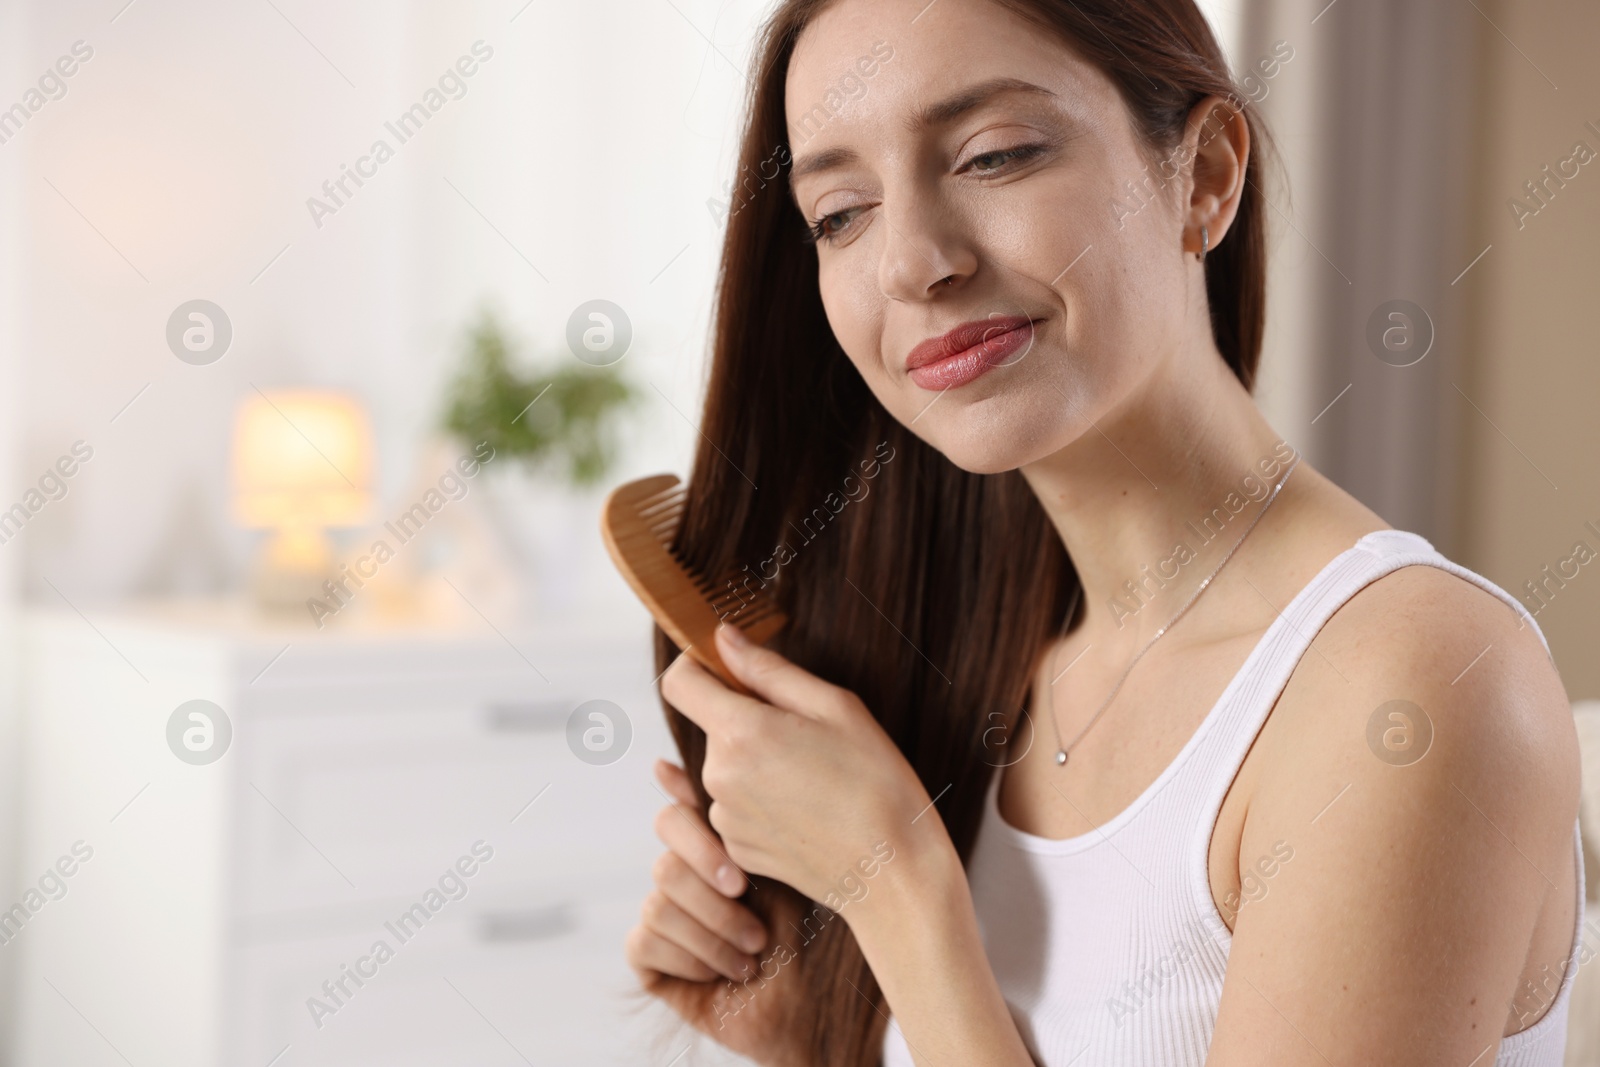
912, 77, 1057, 130
789, 146, 858, 183
788, 78, 1057, 184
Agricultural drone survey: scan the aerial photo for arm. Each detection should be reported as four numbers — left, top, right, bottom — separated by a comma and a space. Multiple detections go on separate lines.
844, 825, 1038, 1066
660, 623, 1036, 1066
1205, 566, 1581, 1065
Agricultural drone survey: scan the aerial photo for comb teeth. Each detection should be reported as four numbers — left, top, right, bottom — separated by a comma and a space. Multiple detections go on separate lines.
642, 492, 687, 543
636, 486, 780, 614
599, 474, 789, 693
705, 563, 785, 645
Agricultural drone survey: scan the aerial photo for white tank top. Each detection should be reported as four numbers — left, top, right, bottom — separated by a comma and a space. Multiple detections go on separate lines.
882, 529, 1587, 1066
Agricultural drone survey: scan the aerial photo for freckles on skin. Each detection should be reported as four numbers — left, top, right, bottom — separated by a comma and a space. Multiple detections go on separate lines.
785, 0, 1199, 475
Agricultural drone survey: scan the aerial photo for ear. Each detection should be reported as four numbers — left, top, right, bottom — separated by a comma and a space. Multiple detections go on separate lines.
1183, 94, 1251, 256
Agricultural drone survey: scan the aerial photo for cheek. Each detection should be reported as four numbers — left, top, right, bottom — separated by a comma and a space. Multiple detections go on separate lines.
978, 181, 1097, 280
1047, 197, 1183, 388
818, 257, 888, 380
975, 162, 1177, 365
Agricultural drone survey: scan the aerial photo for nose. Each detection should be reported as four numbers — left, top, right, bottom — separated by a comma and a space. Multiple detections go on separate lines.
877, 194, 977, 302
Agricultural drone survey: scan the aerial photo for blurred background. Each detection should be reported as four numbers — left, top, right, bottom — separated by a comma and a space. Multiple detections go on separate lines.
0, 0, 1595, 1063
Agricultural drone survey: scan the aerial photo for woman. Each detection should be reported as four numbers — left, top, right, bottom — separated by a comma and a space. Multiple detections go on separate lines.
624, 0, 1587, 1064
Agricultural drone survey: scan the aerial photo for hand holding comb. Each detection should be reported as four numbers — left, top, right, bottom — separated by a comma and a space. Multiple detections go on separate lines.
600, 474, 787, 695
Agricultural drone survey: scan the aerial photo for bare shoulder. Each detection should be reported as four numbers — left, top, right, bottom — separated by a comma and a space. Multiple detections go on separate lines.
1251, 559, 1579, 851
1291, 561, 1572, 768
1207, 558, 1583, 1062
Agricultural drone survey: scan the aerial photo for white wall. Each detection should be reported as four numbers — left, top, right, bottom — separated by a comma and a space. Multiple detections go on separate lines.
0, 0, 32, 1048
6, 0, 775, 614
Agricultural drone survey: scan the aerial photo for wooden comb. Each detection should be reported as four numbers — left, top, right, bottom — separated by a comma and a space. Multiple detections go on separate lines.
600, 474, 787, 696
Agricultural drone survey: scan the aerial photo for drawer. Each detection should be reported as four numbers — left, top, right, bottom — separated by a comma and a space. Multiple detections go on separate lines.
224, 875, 689, 1067
230, 685, 679, 915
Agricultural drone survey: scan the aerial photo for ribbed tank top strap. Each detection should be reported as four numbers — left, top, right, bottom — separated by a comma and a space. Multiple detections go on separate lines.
1178, 527, 1551, 941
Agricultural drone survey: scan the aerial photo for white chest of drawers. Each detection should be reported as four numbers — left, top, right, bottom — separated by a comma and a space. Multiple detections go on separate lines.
12, 601, 732, 1066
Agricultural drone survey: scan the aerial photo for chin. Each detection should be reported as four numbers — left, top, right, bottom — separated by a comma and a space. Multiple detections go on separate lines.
906, 387, 1076, 475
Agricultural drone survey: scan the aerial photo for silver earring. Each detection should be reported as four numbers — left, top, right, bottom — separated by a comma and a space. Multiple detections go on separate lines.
1199, 225, 1209, 261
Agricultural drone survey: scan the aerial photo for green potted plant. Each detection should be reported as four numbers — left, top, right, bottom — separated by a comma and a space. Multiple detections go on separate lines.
441, 309, 637, 485
439, 308, 639, 615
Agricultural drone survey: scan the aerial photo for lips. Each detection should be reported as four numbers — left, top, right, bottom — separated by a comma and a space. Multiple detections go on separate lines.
905, 315, 1037, 392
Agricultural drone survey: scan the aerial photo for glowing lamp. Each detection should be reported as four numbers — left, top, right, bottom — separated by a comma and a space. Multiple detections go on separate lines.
232, 390, 373, 607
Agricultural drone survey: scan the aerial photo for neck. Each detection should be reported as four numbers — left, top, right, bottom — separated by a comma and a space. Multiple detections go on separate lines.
1019, 340, 1293, 650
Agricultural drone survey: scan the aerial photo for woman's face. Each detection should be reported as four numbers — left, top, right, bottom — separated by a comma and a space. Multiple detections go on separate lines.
786, 0, 1206, 474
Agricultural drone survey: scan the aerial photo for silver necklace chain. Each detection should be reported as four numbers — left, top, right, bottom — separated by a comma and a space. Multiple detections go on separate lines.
1044, 455, 1301, 767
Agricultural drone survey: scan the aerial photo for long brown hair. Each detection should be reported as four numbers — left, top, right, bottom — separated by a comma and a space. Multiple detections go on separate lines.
654, 1, 1273, 1062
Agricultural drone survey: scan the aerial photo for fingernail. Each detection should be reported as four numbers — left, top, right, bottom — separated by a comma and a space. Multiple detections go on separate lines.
718, 623, 750, 649
716, 864, 743, 895
739, 925, 766, 953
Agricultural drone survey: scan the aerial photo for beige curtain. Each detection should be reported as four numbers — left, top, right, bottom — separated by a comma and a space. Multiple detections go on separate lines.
1240, 0, 1479, 553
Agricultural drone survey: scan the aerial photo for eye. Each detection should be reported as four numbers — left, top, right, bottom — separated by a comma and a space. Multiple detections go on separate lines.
959, 143, 1047, 176
806, 205, 868, 245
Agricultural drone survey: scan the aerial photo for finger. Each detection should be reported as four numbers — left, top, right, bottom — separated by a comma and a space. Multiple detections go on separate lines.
642, 891, 759, 981
659, 651, 767, 736
655, 851, 767, 955
715, 623, 847, 718
654, 759, 698, 808
654, 801, 749, 897
625, 922, 719, 984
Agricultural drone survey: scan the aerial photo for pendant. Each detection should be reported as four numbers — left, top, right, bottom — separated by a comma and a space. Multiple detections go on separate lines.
1055, 749, 1068, 766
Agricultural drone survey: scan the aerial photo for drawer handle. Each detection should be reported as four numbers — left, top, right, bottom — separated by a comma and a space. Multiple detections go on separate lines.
478, 903, 576, 943
483, 702, 571, 732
